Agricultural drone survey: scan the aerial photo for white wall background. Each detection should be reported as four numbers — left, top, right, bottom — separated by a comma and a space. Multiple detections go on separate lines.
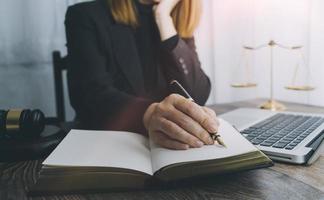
0, 0, 86, 120
196, 0, 324, 106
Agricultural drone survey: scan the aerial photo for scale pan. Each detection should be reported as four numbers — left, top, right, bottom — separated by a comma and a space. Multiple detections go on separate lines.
285, 85, 315, 91
231, 83, 257, 88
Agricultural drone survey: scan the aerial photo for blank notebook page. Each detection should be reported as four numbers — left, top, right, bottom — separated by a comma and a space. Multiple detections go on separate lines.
43, 130, 153, 175
150, 119, 258, 173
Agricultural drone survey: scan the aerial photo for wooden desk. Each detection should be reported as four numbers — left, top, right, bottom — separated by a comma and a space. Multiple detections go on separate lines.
1, 98, 323, 200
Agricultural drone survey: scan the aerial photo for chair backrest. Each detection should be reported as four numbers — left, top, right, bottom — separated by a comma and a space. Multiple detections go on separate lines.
52, 51, 68, 123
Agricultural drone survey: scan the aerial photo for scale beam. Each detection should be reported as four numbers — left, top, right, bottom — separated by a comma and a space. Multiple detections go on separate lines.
231, 40, 315, 111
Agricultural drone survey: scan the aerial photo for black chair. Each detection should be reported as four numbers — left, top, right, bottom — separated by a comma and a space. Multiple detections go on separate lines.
49, 51, 68, 124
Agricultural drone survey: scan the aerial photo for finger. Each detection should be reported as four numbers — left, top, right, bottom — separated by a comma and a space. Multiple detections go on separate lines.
202, 107, 216, 117
167, 94, 218, 133
157, 117, 204, 148
202, 107, 220, 128
152, 4, 158, 11
152, 0, 161, 5
143, 103, 159, 129
164, 107, 214, 145
152, 131, 189, 150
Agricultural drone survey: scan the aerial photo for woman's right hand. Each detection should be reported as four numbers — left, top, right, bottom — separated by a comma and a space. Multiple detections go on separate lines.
143, 94, 219, 150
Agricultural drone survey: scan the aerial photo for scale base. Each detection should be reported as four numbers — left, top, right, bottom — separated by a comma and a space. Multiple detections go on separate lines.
260, 100, 286, 111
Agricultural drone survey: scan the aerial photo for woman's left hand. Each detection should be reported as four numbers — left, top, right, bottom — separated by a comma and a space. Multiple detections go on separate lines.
152, 0, 181, 41
153, 0, 181, 18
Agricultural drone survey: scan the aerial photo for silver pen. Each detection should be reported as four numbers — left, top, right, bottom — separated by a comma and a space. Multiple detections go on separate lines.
169, 80, 226, 147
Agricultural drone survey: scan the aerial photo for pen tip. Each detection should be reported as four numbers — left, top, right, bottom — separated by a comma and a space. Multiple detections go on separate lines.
217, 138, 227, 148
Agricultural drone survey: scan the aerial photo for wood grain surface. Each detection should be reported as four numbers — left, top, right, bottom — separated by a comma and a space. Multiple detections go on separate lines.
1, 98, 323, 200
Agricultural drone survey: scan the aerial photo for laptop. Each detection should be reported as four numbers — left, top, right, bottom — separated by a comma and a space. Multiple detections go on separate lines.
220, 108, 324, 164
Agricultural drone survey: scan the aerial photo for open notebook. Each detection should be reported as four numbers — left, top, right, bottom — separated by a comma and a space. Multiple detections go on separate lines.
30, 119, 272, 194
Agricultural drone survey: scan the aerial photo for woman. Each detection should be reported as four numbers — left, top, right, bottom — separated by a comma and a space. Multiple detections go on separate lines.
66, 0, 219, 150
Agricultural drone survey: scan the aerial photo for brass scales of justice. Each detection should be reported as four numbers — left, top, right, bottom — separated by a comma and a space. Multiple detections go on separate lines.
231, 40, 315, 111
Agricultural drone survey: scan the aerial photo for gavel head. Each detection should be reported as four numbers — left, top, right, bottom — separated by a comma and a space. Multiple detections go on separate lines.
0, 109, 45, 139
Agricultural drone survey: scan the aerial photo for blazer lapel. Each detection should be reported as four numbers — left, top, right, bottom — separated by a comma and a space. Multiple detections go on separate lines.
109, 25, 145, 95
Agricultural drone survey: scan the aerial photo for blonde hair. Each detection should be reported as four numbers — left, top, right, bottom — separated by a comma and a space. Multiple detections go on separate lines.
107, 0, 202, 38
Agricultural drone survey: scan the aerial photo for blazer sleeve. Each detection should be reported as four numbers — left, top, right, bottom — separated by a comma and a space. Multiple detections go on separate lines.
160, 35, 211, 106
65, 5, 152, 134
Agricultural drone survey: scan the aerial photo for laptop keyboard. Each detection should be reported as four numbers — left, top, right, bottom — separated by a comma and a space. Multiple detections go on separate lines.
241, 114, 324, 150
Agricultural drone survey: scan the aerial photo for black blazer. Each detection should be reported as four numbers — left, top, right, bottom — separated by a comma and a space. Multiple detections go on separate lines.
65, 0, 211, 134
